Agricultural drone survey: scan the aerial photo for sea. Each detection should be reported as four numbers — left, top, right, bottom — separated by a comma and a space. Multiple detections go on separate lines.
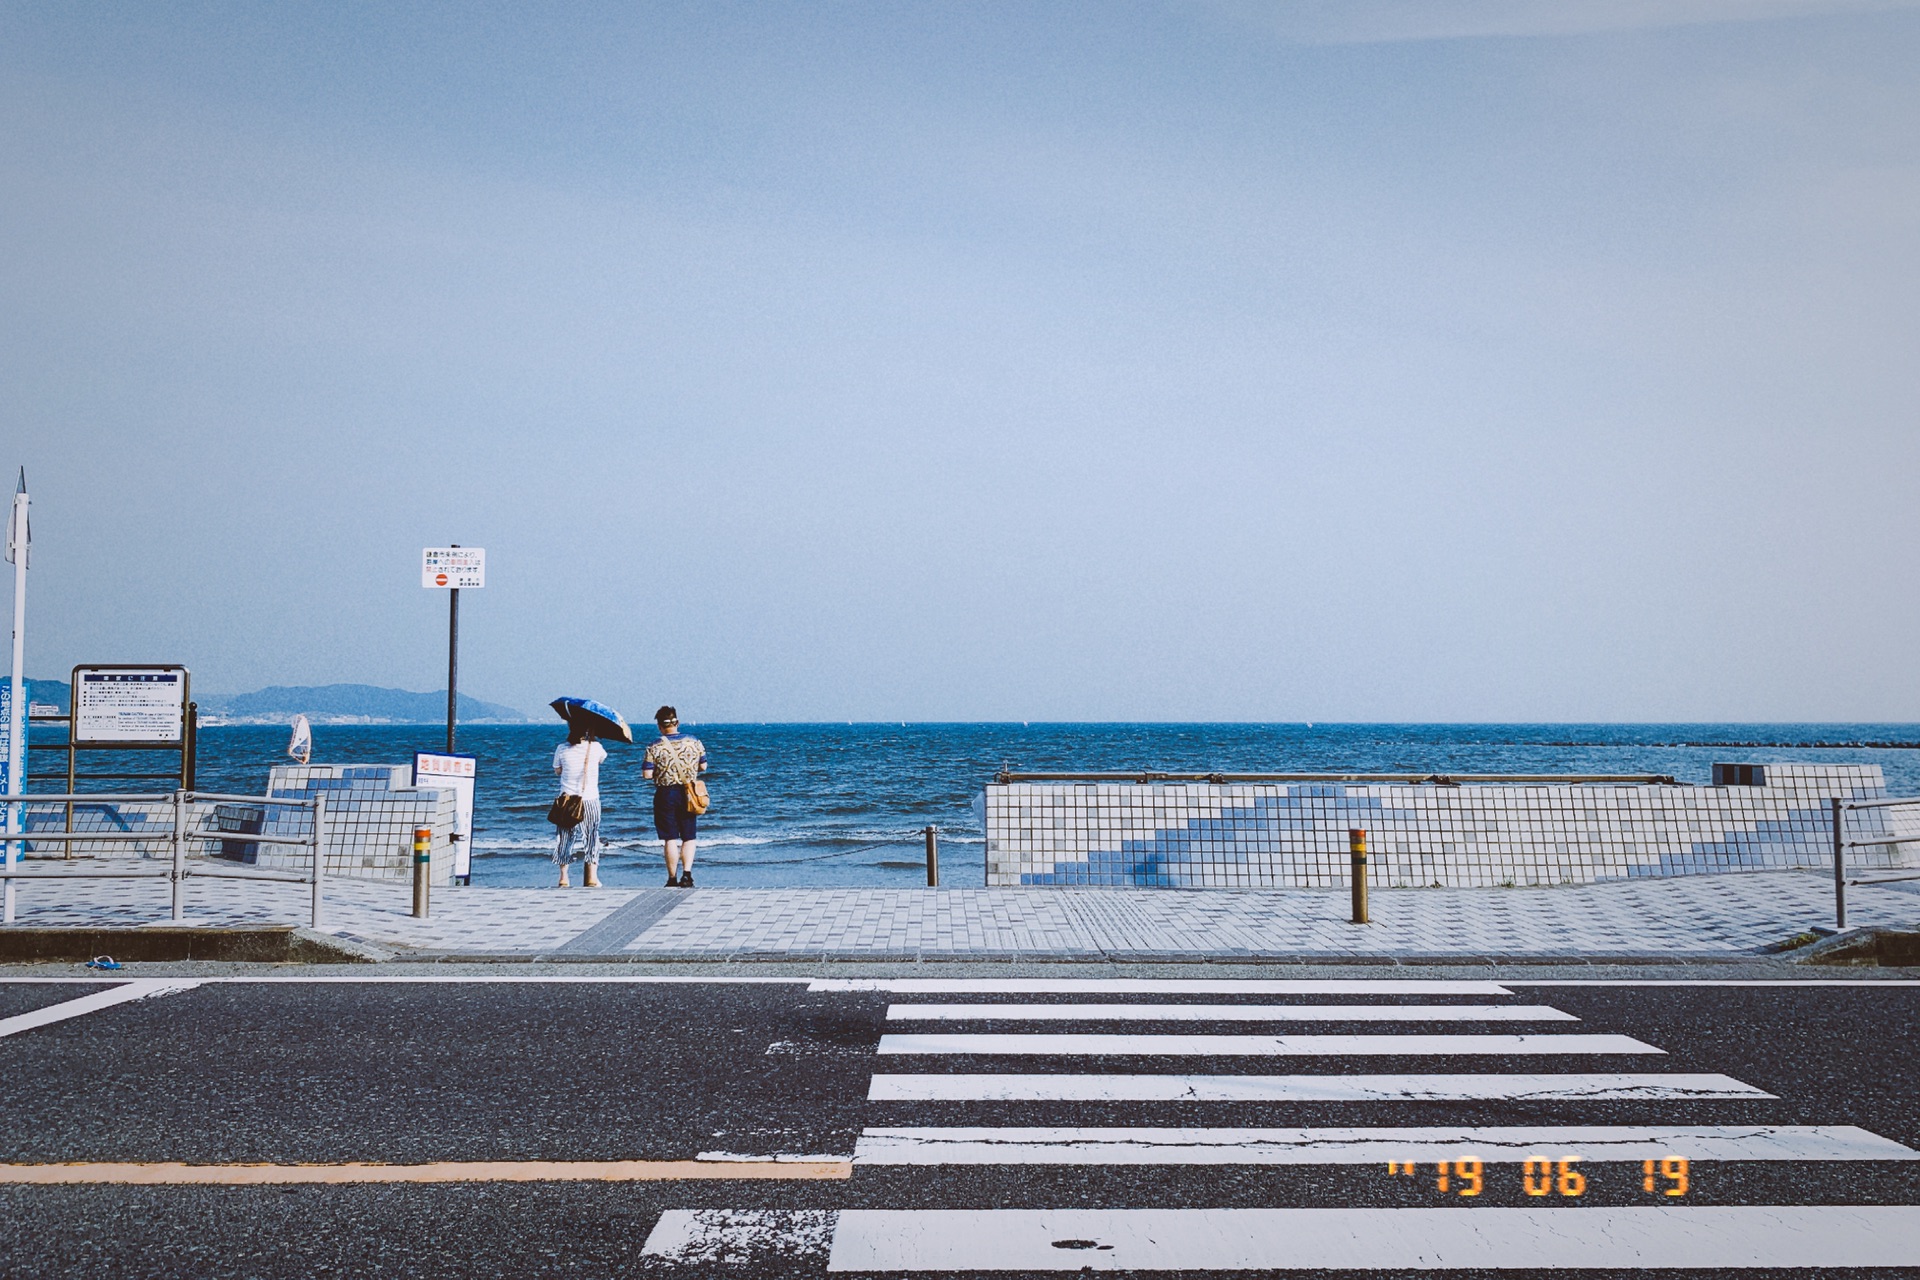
127, 722, 1920, 889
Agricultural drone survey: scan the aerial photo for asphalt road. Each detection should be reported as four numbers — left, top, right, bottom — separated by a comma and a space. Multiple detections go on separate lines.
1, 970, 1917, 1277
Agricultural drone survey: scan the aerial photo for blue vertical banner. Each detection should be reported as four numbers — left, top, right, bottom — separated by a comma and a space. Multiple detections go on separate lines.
0, 676, 19, 794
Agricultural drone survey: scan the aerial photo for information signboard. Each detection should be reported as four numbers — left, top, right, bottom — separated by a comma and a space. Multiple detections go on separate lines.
422, 548, 486, 589
413, 751, 477, 882
72, 667, 188, 745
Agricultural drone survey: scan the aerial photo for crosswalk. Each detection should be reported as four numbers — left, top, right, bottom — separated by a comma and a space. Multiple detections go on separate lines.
644, 977, 1920, 1272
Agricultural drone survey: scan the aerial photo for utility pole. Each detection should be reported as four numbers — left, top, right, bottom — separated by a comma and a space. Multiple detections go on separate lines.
4, 470, 29, 924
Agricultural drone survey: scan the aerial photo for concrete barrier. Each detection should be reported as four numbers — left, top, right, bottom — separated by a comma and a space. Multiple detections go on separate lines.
0, 926, 387, 964
984, 763, 1917, 889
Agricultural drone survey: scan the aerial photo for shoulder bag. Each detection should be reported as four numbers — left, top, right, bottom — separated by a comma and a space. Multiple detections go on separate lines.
681, 742, 710, 814
549, 744, 588, 830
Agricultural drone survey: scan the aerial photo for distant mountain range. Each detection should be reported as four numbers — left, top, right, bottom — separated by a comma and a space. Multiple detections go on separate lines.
22, 680, 531, 725
24, 678, 69, 711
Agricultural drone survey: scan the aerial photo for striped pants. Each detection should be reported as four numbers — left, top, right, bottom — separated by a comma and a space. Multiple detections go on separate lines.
553, 801, 602, 866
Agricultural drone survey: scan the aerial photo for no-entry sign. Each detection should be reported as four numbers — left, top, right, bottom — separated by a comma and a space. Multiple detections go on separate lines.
422, 547, 485, 589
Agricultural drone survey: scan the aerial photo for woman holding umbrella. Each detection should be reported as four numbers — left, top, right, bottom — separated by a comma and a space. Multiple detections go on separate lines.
548, 697, 634, 888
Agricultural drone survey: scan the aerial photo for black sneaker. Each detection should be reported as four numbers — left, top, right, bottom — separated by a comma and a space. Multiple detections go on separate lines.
664, 877, 678, 887
678, 871, 694, 888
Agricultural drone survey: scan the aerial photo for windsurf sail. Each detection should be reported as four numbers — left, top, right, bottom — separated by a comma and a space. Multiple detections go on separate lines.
288, 714, 312, 765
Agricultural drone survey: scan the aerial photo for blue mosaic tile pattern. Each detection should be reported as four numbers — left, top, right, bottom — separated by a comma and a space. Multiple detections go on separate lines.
984, 763, 1918, 888
17, 799, 175, 860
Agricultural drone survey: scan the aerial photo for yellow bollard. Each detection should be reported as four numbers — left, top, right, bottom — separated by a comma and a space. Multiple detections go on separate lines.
412, 827, 431, 919
1349, 828, 1369, 924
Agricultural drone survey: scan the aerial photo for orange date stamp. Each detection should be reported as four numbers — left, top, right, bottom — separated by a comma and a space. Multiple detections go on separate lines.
1385, 1157, 1690, 1197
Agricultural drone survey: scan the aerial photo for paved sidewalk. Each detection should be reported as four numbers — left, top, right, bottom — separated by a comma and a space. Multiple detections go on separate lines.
3, 869, 1916, 960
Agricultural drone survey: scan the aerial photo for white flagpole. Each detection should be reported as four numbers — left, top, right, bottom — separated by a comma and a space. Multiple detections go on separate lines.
4, 469, 27, 923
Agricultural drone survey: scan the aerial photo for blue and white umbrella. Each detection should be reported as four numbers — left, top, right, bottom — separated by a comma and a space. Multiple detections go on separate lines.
549, 696, 634, 744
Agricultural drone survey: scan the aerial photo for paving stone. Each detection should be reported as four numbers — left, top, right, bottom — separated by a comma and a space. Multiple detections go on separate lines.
2, 870, 1911, 959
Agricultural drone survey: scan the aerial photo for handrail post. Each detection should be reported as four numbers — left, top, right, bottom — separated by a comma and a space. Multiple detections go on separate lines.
311, 794, 326, 930
170, 790, 186, 921
412, 826, 431, 919
925, 825, 939, 887
1349, 828, 1370, 924
2, 789, 16, 925
1832, 797, 1847, 931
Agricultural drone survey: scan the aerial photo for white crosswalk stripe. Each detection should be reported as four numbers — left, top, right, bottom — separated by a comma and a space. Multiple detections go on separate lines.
884, 1002, 1579, 1022
876, 1031, 1661, 1055
822, 1206, 1920, 1271
642, 1207, 1920, 1270
852, 1123, 1917, 1165
656, 979, 1917, 1272
811, 978, 1514, 995
868, 1071, 1770, 1101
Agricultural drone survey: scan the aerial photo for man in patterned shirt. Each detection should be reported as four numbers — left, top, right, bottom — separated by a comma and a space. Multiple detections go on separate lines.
643, 705, 707, 887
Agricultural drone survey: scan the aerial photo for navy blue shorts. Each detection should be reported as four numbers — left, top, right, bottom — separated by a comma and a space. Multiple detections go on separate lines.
653, 785, 698, 842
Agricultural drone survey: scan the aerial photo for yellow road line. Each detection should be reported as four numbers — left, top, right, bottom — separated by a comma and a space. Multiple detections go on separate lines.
0, 1159, 852, 1185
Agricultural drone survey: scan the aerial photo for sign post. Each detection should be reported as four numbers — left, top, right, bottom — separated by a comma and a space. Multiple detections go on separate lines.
63, 665, 192, 865
4, 473, 27, 923
421, 547, 484, 753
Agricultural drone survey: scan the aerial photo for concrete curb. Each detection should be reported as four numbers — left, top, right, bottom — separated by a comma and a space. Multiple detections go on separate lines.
1795, 927, 1920, 967
396, 948, 1768, 966
0, 926, 391, 965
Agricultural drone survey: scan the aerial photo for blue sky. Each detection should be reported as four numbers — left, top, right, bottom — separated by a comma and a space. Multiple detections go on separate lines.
4, 1, 1917, 720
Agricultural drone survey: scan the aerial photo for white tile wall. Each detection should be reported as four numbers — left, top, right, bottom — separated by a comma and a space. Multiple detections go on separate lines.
11, 764, 457, 884
983, 764, 1915, 888
259, 764, 456, 884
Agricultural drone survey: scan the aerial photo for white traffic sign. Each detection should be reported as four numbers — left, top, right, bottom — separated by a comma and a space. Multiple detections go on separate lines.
422, 547, 485, 589
72, 667, 188, 744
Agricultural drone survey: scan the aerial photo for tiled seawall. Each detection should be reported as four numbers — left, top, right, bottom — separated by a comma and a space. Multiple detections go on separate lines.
13, 763, 456, 884
983, 764, 1920, 889
262, 764, 457, 884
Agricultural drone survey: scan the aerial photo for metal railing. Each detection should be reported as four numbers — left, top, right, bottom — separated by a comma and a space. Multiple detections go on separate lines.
1829, 795, 1920, 929
1, 791, 328, 928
